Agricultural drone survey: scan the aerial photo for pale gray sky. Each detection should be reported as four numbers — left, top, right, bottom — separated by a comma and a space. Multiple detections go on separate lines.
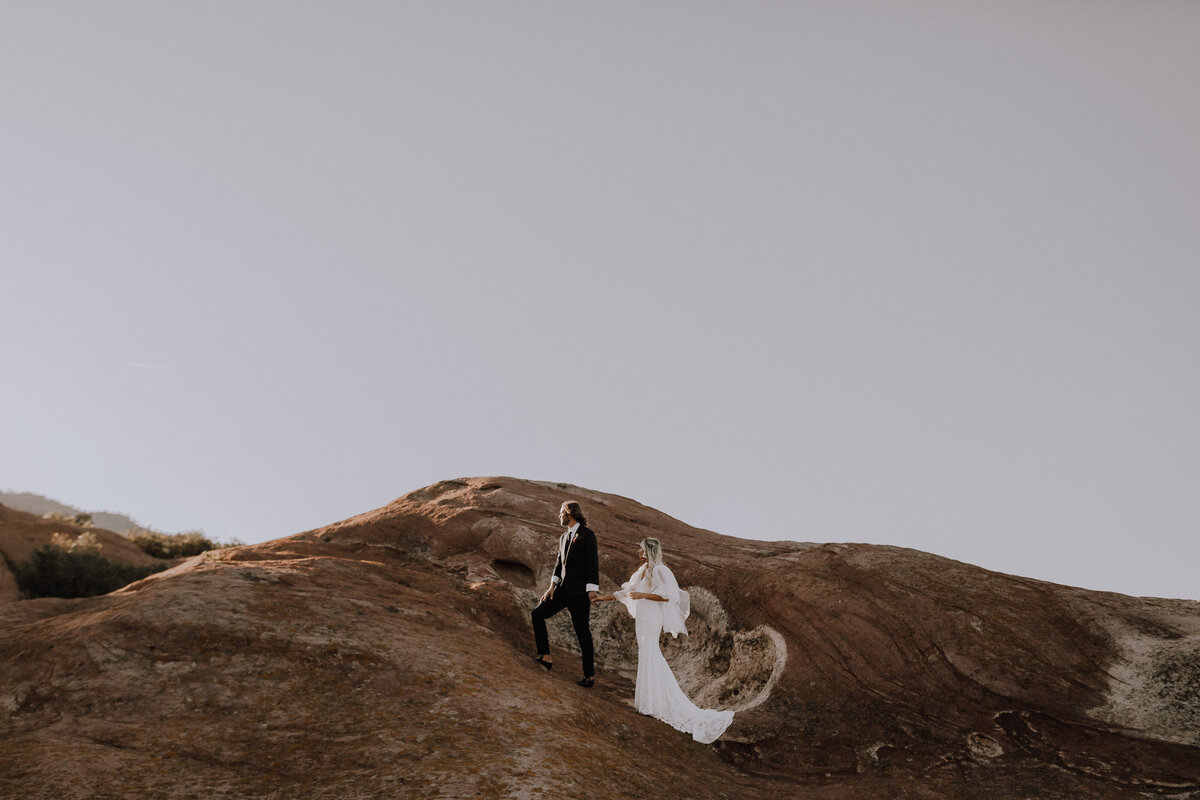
3, 2, 1198, 600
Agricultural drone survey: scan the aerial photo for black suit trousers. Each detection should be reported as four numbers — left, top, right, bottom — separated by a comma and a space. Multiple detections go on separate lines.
531, 590, 594, 677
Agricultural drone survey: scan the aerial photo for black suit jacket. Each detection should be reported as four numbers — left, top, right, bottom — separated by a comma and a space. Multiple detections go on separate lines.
553, 525, 600, 596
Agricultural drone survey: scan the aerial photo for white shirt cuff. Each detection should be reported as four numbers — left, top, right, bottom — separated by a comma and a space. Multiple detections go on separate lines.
586, 583, 599, 593
551, 576, 561, 586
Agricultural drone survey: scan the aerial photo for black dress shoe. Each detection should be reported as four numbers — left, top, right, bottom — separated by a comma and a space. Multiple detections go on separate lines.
534, 656, 553, 670
576, 676, 594, 687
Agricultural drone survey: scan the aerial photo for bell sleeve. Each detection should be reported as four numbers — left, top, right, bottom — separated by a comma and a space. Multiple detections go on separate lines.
654, 565, 690, 638
613, 570, 640, 618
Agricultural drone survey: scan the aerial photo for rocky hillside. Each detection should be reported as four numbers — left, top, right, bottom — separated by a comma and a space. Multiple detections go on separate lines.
1, 477, 1197, 799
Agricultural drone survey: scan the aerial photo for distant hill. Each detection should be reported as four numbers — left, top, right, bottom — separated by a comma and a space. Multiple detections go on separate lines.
0, 491, 148, 534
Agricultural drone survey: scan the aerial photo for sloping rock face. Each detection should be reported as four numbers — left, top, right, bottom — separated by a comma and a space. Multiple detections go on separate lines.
0, 503, 162, 603
1, 477, 1197, 799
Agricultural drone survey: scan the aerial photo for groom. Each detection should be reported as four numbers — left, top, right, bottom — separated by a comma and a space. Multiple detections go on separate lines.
531, 500, 600, 687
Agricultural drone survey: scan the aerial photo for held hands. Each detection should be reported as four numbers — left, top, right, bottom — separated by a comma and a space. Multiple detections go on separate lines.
589, 591, 666, 603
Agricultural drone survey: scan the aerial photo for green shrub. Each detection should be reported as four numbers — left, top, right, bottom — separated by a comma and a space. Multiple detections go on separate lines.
124, 529, 242, 559
15, 544, 167, 599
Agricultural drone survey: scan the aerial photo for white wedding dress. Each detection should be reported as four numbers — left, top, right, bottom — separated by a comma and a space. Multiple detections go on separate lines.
614, 564, 734, 744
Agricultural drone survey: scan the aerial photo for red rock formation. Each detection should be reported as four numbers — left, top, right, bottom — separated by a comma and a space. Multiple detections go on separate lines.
1, 477, 1197, 799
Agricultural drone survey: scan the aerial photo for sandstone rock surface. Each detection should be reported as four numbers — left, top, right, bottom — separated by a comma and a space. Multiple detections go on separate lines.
1, 477, 1197, 799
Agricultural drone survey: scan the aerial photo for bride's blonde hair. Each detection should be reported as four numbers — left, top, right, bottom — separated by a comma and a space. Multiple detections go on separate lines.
639, 538, 663, 587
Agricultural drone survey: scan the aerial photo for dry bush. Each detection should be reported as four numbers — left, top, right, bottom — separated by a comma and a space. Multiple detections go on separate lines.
125, 529, 241, 559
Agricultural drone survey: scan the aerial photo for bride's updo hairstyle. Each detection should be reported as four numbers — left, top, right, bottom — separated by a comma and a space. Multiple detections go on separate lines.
640, 537, 663, 586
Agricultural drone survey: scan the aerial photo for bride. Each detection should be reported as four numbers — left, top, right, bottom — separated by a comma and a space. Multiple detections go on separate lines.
595, 538, 734, 744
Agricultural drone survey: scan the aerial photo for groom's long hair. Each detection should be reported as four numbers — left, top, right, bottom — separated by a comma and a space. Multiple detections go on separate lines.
639, 537, 663, 588
562, 501, 587, 526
